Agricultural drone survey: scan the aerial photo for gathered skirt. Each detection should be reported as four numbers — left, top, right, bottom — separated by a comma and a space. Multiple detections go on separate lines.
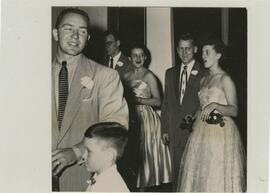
136, 104, 172, 187
177, 116, 246, 192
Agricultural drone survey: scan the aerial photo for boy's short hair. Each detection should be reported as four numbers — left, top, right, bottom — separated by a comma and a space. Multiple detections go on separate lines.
84, 122, 128, 160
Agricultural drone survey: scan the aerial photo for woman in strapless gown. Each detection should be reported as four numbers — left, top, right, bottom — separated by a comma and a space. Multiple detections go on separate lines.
177, 38, 246, 192
124, 44, 172, 189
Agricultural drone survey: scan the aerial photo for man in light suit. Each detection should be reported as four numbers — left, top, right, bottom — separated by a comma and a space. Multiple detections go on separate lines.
161, 33, 206, 191
51, 8, 129, 191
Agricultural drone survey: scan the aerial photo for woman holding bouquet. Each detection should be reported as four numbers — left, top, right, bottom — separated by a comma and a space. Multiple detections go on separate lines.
124, 44, 172, 191
177, 38, 246, 192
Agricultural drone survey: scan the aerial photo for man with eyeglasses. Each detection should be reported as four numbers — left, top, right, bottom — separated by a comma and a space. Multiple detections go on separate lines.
103, 30, 139, 191
103, 30, 133, 79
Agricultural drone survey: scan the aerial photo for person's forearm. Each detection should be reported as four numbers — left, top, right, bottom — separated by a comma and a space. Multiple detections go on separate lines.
215, 103, 238, 117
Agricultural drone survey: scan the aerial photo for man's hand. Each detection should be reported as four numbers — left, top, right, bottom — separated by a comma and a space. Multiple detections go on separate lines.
52, 148, 77, 176
162, 133, 170, 145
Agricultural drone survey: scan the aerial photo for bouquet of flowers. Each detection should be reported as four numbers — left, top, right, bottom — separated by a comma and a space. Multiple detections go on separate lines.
205, 111, 225, 127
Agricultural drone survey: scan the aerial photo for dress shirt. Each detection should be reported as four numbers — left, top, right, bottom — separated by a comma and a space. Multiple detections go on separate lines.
180, 59, 195, 81
109, 51, 122, 69
86, 164, 130, 192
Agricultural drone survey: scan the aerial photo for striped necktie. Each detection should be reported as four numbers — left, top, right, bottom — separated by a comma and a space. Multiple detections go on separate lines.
58, 61, 68, 129
180, 65, 188, 104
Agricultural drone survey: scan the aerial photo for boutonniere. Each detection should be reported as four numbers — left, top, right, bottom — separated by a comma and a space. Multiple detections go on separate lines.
80, 76, 94, 90
116, 61, 123, 67
191, 70, 198, 76
180, 114, 196, 132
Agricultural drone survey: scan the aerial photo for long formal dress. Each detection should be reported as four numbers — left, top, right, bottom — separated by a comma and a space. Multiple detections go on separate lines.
177, 86, 246, 192
131, 80, 172, 187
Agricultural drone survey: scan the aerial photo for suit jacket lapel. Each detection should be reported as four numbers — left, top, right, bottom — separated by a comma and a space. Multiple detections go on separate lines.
57, 55, 94, 145
51, 59, 59, 148
182, 61, 201, 103
173, 65, 181, 101
187, 61, 201, 88
115, 53, 124, 71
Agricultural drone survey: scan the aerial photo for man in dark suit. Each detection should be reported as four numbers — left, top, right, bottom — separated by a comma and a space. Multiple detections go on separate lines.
103, 30, 138, 191
103, 30, 134, 79
161, 33, 206, 191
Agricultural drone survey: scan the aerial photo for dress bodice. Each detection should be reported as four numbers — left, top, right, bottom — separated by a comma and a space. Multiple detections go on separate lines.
130, 80, 151, 98
198, 87, 227, 108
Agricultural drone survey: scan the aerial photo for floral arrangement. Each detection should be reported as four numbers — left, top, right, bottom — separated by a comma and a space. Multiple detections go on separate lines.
180, 111, 225, 132
206, 111, 225, 127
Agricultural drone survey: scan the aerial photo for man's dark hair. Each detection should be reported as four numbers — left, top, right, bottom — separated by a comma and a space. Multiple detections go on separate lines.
84, 122, 128, 160
54, 7, 90, 33
103, 30, 120, 41
177, 33, 197, 47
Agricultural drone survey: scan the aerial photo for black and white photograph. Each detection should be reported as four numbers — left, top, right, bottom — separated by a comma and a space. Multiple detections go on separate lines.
1, 1, 270, 193
51, 6, 247, 192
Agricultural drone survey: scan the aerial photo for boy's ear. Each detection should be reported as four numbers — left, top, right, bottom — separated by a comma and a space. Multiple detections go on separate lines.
106, 148, 117, 162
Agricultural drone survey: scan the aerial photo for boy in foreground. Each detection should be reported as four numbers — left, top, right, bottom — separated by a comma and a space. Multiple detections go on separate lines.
82, 122, 130, 192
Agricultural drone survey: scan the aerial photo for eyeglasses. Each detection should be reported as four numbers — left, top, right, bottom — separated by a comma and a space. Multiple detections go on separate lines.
105, 41, 116, 46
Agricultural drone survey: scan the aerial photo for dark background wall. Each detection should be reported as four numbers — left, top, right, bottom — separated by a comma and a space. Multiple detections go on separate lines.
107, 7, 146, 57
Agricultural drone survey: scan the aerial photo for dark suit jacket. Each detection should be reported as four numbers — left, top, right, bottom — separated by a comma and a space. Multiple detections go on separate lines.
161, 61, 206, 148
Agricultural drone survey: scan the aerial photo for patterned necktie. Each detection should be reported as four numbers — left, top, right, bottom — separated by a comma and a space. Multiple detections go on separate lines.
58, 61, 68, 129
109, 57, 114, 69
180, 65, 188, 104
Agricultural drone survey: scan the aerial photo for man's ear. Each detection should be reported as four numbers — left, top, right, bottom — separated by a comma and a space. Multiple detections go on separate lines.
116, 40, 120, 47
52, 28, 59, 42
217, 53, 222, 60
176, 47, 180, 54
87, 34, 91, 41
194, 46, 198, 54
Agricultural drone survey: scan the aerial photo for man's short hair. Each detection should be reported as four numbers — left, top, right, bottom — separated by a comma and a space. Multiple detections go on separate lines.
54, 7, 90, 33
103, 30, 120, 41
84, 122, 128, 160
177, 33, 197, 47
